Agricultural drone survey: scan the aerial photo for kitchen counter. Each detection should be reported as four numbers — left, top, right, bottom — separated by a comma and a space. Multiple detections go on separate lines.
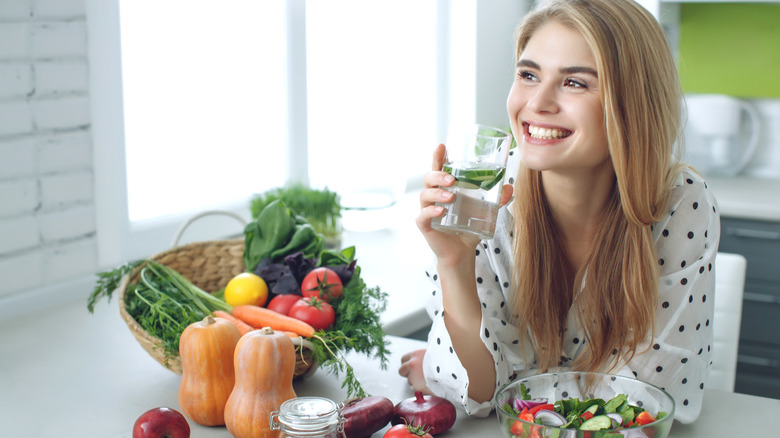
2, 296, 779, 437
706, 175, 780, 222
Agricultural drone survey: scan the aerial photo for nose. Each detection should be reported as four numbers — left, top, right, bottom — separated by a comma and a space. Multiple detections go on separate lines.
526, 82, 559, 114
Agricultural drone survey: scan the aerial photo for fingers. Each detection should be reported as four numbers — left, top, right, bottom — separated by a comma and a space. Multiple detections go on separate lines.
432, 143, 447, 171
499, 184, 514, 206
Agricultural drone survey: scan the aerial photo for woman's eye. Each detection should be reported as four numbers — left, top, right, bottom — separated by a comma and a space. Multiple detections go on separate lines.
564, 78, 586, 88
518, 70, 538, 82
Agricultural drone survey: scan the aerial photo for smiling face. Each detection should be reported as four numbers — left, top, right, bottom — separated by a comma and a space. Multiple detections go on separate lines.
507, 20, 611, 177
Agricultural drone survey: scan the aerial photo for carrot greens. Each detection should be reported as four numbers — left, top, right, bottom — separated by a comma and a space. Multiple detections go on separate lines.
88, 260, 232, 366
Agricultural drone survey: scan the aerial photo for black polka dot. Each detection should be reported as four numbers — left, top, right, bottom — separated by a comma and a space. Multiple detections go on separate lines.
433, 274, 438, 281
681, 358, 688, 364
573, 338, 580, 344
700, 383, 704, 390
706, 319, 710, 326
475, 249, 480, 256
484, 328, 490, 338
679, 325, 685, 332
562, 391, 569, 398
662, 229, 669, 237
681, 278, 688, 285
656, 366, 663, 372
477, 277, 483, 284
686, 178, 694, 184
681, 260, 687, 268
637, 401, 643, 408
682, 378, 688, 384
653, 344, 660, 350
437, 338, 441, 344
494, 247, 501, 254
702, 295, 707, 302
692, 202, 699, 210
662, 301, 670, 309
689, 295, 693, 303
436, 366, 440, 373
687, 231, 695, 239
503, 282, 509, 288
699, 266, 705, 274
658, 258, 665, 266
449, 347, 454, 354
452, 373, 458, 380
696, 323, 701, 330
683, 399, 689, 406
493, 342, 498, 351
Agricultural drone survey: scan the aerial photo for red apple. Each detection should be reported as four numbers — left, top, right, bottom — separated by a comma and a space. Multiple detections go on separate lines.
133, 407, 191, 438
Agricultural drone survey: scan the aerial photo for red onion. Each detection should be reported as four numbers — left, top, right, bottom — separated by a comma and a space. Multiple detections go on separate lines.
607, 413, 624, 428
534, 410, 566, 427
341, 396, 394, 438
391, 391, 456, 435
512, 398, 549, 411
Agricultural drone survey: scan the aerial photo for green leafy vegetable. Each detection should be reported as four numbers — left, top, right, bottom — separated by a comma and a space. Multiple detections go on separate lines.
243, 199, 324, 271
250, 184, 341, 239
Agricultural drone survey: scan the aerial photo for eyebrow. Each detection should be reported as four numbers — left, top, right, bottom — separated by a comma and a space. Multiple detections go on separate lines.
517, 59, 598, 78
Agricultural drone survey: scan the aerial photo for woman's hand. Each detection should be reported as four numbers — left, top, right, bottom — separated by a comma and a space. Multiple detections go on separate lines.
398, 349, 433, 394
416, 144, 514, 268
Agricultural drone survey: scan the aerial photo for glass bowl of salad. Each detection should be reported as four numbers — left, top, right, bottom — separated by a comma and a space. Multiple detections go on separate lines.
494, 371, 675, 438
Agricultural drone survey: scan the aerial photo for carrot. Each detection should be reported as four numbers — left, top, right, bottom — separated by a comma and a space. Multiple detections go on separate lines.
231, 304, 315, 338
213, 310, 254, 336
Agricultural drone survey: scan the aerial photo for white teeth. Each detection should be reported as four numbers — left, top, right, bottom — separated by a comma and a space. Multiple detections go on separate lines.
528, 124, 570, 139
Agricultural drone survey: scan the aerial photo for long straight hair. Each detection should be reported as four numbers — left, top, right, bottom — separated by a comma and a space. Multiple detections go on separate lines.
510, 0, 687, 372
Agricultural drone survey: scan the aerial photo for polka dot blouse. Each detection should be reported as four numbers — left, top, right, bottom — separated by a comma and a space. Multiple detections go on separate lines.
421, 167, 720, 423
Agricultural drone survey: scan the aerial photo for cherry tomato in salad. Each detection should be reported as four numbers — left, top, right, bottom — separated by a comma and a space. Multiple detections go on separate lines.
300, 267, 343, 302
288, 297, 335, 330
383, 423, 433, 438
635, 411, 657, 426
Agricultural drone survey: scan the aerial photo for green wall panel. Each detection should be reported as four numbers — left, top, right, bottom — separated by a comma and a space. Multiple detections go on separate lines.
678, 3, 780, 98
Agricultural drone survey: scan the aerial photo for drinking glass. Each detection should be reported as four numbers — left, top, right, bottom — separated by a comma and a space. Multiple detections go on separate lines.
431, 124, 512, 239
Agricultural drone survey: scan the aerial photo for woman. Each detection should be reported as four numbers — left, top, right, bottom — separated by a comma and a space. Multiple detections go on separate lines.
400, 0, 720, 424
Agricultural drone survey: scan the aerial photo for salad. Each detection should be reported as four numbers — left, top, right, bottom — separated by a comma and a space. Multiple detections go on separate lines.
501, 383, 667, 437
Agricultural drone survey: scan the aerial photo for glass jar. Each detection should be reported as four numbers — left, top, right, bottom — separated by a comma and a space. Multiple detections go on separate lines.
270, 396, 345, 437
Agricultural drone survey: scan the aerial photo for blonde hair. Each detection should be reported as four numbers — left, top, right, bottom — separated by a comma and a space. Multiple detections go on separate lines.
510, 0, 686, 372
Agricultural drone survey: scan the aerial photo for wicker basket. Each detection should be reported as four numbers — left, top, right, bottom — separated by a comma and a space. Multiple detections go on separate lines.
117, 237, 317, 378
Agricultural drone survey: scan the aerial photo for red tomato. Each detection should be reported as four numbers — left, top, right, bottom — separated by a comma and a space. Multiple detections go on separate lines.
288, 297, 335, 330
267, 294, 301, 316
383, 424, 433, 438
635, 411, 657, 426
300, 267, 343, 301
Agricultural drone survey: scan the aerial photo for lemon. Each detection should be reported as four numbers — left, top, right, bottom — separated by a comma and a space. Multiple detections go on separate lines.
224, 272, 268, 307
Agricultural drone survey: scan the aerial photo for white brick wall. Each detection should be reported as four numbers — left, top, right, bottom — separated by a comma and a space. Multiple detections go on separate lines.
0, 0, 96, 301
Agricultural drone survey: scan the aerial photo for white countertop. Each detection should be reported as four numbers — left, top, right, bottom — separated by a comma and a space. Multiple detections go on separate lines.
706, 175, 780, 222
1, 296, 778, 437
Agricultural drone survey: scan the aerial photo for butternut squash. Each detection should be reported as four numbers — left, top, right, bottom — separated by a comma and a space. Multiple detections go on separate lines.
224, 326, 297, 438
178, 315, 241, 426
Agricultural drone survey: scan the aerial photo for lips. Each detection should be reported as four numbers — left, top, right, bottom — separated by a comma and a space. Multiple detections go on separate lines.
525, 123, 573, 140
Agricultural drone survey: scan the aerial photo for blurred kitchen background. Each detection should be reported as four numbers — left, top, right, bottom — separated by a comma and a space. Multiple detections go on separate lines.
0, 0, 778, 398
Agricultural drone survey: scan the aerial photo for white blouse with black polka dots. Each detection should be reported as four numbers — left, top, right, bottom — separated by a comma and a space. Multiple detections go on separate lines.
421, 167, 720, 423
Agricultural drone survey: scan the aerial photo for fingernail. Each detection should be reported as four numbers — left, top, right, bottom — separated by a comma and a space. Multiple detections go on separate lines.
443, 174, 455, 183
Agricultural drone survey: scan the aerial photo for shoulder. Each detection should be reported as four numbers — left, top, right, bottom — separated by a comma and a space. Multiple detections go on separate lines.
665, 167, 719, 214
653, 167, 721, 273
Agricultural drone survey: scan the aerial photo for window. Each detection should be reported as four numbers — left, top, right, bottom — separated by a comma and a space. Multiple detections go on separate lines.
119, 0, 287, 222
87, 0, 525, 267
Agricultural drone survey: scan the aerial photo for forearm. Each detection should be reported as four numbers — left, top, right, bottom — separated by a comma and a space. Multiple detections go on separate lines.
438, 258, 497, 403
